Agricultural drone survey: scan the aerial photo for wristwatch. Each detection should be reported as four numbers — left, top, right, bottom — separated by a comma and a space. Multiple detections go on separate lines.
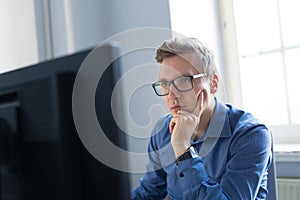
175, 146, 197, 165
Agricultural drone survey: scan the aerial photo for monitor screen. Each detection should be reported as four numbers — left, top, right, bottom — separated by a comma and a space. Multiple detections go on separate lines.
0, 43, 130, 200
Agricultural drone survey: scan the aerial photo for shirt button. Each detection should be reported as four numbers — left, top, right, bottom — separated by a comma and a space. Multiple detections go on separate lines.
179, 172, 184, 177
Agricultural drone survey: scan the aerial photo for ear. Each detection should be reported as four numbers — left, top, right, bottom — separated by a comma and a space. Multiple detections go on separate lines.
210, 74, 219, 94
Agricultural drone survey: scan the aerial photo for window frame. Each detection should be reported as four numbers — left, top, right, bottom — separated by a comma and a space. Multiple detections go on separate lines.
217, 0, 300, 145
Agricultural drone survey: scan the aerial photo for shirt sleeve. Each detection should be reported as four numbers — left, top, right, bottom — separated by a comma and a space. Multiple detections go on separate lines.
131, 137, 168, 200
175, 125, 272, 200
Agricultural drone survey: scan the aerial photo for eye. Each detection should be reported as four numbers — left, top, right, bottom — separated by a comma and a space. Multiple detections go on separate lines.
177, 77, 191, 84
160, 81, 169, 88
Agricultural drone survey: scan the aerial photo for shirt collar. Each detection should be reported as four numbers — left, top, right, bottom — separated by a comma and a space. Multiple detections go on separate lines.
191, 98, 231, 144
207, 98, 231, 138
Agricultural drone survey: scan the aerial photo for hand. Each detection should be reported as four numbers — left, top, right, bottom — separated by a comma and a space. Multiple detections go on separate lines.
170, 91, 205, 157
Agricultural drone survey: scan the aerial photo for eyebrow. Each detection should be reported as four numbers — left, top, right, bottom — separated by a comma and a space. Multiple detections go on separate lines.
158, 73, 192, 81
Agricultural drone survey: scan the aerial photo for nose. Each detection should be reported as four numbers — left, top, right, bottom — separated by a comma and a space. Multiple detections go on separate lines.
167, 84, 180, 99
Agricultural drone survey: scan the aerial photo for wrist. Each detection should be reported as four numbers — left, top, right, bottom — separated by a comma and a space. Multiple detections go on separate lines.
171, 138, 191, 157
172, 143, 191, 157
175, 146, 198, 165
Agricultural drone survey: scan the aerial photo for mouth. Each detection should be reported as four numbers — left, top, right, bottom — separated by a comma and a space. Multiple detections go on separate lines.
170, 105, 182, 112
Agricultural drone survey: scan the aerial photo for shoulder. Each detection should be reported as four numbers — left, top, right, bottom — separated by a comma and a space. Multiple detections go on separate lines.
149, 114, 172, 149
225, 104, 267, 130
223, 105, 272, 161
225, 104, 271, 139
225, 104, 272, 145
152, 113, 172, 135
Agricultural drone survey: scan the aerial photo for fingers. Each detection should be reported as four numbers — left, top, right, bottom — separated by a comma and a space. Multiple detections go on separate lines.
169, 110, 198, 134
169, 89, 206, 134
169, 120, 175, 133
169, 111, 181, 134
191, 90, 205, 118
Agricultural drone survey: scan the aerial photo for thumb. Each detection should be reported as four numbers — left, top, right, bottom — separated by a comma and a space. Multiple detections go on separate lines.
198, 91, 204, 118
193, 90, 205, 118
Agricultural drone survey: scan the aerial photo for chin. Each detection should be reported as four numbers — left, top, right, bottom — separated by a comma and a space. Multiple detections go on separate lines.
169, 110, 176, 116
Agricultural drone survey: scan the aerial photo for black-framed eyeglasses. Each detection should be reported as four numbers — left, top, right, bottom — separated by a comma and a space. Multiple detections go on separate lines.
152, 73, 208, 96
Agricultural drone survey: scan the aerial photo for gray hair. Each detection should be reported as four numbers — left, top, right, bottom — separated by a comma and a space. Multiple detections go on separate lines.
155, 37, 217, 76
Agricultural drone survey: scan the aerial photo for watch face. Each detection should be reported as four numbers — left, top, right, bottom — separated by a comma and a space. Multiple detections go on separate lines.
189, 146, 198, 158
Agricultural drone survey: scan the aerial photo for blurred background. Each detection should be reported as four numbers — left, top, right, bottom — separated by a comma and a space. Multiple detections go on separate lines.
1, 0, 299, 199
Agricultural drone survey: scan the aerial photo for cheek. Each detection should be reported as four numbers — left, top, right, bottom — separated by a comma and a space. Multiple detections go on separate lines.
194, 80, 210, 95
195, 81, 206, 90
181, 90, 198, 108
187, 93, 198, 106
162, 96, 169, 107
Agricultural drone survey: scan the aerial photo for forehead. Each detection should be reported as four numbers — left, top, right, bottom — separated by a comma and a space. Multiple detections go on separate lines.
159, 53, 203, 79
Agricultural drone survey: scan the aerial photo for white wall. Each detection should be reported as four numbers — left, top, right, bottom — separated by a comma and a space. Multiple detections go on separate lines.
36, 0, 171, 59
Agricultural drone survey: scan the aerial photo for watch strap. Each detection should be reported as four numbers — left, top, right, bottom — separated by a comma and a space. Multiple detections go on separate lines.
175, 146, 192, 165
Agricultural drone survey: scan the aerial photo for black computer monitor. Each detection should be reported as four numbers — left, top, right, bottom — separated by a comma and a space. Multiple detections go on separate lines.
0, 43, 130, 200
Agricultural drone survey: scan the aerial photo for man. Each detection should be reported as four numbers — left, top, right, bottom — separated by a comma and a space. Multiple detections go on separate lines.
131, 38, 272, 199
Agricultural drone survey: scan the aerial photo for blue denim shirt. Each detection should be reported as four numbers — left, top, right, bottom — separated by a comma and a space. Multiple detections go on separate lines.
131, 100, 272, 200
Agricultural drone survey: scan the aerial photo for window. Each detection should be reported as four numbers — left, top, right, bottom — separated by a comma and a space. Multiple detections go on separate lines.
231, 0, 300, 144
169, 0, 218, 52
169, 0, 300, 144
0, 1, 39, 73
233, 0, 300, 126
